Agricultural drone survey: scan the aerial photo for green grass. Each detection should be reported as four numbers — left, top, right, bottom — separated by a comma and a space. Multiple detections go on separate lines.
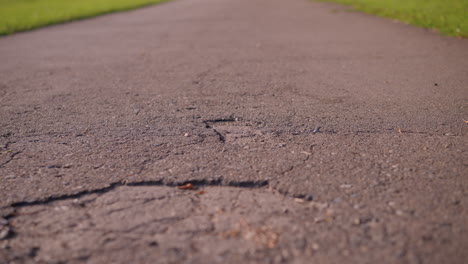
317, 0, 468, 37
0, 0, 169, 36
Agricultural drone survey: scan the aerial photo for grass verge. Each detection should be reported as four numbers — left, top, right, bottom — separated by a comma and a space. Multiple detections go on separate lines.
317, 0, 468, 37
0, 0, 170, 36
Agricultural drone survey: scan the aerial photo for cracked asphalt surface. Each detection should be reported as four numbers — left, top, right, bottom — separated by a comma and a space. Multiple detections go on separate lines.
0, 0, 467, 263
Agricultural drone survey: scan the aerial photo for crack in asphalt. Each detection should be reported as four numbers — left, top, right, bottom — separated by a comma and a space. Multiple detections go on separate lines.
203, 117, 237, 143
0, 178, 272, 248
5, 179, 269, 210
0, 179, 271, 243
0, 151, 21, 169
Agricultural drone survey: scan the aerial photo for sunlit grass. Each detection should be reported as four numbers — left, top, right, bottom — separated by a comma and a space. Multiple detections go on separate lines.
0, 0, 169, 35
317, 0, 468, 37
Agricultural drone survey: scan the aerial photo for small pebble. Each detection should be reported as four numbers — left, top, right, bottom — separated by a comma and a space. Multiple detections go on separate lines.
312, 243, 320, 250
0, 227, 10, 240
353, 218, 361, 225
310, 202, 328, 210
314, 217, 324, 223
294, 198, 305, 203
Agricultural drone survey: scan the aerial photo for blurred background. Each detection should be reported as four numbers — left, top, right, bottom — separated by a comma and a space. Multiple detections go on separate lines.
0, 0, 467, 37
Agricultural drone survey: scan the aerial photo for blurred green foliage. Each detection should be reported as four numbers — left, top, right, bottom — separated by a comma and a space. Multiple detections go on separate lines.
318, 0, 468, 37
0, 0, 168, 35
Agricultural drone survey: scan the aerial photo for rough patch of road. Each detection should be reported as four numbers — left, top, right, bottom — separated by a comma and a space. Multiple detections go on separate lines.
1, 184, 465, 264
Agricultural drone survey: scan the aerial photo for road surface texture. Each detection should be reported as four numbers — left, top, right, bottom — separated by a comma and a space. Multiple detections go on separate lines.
0, 0, 467, 263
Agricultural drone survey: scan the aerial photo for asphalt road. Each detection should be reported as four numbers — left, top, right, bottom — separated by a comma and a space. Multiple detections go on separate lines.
0, 0, 467, 263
